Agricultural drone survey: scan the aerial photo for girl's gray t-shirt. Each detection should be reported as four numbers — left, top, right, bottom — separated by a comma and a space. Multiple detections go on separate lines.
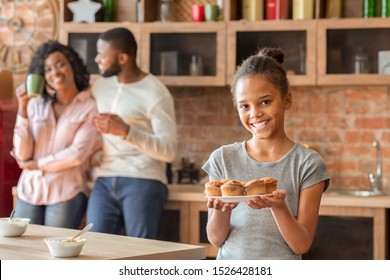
202, 142, 330, 260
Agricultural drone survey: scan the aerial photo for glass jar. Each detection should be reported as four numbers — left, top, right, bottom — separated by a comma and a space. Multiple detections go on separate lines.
353, 53, 369, 74
159, 0, 174, 22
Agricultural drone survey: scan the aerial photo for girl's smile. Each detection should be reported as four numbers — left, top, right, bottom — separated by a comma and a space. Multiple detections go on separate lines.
235, 75, 291, 140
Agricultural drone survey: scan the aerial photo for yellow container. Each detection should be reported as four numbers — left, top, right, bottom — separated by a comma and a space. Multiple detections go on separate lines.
293, 0, 314, 20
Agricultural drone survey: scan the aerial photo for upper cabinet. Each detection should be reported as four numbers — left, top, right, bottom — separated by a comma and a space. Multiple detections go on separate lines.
227, 20, 317, 86
317, 18, 390, 85
141, 22, 226, 86
59, 22, 142, 77
58, 0, 390, 87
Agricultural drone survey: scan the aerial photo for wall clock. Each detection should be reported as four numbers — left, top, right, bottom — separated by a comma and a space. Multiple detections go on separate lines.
0, 0, 58, 73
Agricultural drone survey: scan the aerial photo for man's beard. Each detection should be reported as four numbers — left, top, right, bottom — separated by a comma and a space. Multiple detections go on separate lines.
101, 63, 121, 78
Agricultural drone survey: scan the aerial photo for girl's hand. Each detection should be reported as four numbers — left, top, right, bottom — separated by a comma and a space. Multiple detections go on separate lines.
246, 189, 287, 209
207, 198, 239, 212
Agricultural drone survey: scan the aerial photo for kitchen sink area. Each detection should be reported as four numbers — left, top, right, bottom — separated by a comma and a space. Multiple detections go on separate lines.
327, 189, 384, 197
328, 140, 386, 197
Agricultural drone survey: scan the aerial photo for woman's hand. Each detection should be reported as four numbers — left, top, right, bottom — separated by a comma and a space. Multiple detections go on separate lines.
15, 84, 29, 117
207, 198, 239, 212
92, 113, 130, 138
16, 159, 38, 170
246, 189, 287, 209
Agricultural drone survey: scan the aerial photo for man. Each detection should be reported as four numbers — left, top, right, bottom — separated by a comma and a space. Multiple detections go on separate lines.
86, 27, 177, 239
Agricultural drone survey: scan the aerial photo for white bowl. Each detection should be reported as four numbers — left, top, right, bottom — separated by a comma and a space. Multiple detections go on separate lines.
0, 218, 30, 237
44, 236, 86, 258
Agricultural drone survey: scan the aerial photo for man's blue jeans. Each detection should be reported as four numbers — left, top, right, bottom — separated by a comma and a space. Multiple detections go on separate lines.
86, 177, 168, 239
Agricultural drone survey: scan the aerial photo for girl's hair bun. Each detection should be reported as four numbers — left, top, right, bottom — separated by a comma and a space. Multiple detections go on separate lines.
258, 47, 284, 65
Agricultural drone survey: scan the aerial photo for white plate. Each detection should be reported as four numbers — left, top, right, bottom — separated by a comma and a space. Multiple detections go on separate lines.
206, 194, 272, 203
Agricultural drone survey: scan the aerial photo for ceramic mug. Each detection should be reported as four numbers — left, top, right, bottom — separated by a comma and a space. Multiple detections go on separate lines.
192, 5, 205, 22
26, 74, 44, 98
205, 4, 219, 21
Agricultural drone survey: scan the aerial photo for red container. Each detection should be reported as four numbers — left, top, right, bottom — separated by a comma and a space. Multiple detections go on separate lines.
192, 5, 205, 22
266, 0, 290, 20
0, 100, 22, 217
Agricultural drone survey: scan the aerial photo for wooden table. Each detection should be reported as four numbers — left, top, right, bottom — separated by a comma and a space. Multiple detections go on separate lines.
165, 184, 390, 259
0, 224, 206, 260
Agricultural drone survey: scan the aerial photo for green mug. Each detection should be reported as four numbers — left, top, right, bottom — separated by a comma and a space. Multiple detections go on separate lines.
205, 4, 219, 21
26, 74, 44, 98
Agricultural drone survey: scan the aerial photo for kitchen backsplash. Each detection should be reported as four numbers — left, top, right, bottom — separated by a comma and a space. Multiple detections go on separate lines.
12, 72, 390, 191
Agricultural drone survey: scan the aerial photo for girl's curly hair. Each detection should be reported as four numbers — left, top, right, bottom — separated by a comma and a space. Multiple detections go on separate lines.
28, 40, 90, 102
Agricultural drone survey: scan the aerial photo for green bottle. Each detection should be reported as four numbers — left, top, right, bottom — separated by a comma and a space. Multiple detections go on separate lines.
103, 0, 115, 22
363, 0, 377, 17
381, 0, 390, 17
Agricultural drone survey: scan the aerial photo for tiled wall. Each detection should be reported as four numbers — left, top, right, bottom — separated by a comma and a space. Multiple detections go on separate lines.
171, 85, 390, 192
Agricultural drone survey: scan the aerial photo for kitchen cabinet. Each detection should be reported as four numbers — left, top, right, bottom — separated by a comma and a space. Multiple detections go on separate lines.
315, 194, 390, 260
141, 22, 226, 86
227, 20, 317, 86
59, 0, 225, 86
317, 18, 390, 85
58, 22, 141, 79
58, 1, 390, 87
161, 184, 218, 258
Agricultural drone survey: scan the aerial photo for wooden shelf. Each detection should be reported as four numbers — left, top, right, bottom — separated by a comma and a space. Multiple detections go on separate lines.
227, 19, 317, 86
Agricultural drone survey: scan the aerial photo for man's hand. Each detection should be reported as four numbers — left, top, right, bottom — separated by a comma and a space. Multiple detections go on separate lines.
92, 113, 130, 138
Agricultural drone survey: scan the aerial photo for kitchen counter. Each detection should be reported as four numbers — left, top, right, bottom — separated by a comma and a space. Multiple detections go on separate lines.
0, 224, 206, 260
322, 192, 390, 207
166, 184, 390, 259
168, 184, 390, 207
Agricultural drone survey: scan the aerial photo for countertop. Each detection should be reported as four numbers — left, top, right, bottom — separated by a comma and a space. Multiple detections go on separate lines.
0, 224, 206, 260
168, 184, 390, 208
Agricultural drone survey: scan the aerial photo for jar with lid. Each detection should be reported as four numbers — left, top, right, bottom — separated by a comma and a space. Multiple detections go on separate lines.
159, 0, 174, 22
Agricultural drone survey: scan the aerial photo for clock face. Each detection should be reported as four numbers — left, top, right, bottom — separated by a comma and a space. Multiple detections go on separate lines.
0, 0, 58, 73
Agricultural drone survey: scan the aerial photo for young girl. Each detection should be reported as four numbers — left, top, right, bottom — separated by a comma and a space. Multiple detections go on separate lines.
202, 47, 330, 260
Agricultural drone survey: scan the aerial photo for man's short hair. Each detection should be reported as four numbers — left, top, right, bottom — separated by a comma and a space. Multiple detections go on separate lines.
99, 27, 137, 58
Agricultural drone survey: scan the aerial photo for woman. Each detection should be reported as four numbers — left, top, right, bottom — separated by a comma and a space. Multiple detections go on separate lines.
203, 47, 330, 259
12, 40, 99, 229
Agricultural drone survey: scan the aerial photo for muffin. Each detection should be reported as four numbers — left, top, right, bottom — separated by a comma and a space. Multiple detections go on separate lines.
244, 179, 266, 195
204, 180, 223, 196
221, 180, 246, 196
263, 177, 277, 194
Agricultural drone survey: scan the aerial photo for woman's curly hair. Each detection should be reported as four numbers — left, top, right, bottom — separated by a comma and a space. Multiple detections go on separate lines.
27, 40, 90, 102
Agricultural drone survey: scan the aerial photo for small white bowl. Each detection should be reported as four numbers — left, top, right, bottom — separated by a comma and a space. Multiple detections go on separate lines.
44, 236, 86, 258
0, 218, 30, 237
